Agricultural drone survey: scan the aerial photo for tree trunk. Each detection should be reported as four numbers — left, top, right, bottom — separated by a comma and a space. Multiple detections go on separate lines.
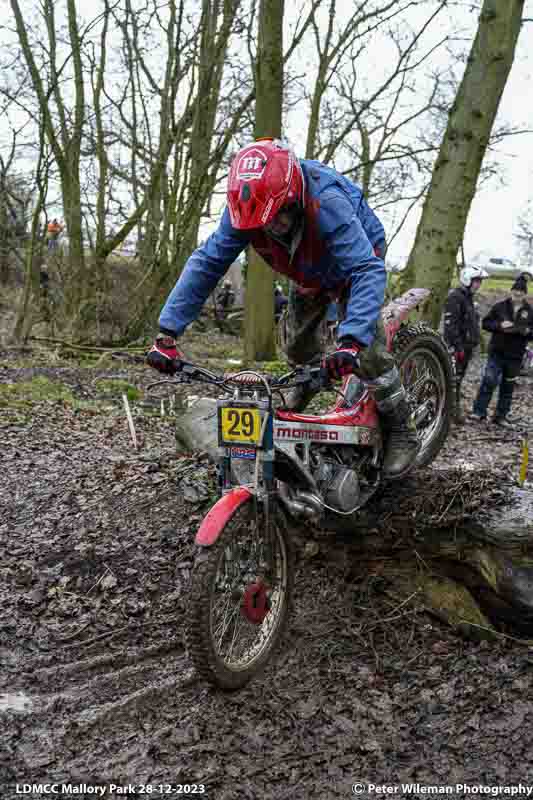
399, 0, 525, 326
319, 473, 533, 638
244, 0, 284, 362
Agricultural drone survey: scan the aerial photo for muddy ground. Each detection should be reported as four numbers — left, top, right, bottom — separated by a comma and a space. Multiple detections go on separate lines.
1, 332, 533, 799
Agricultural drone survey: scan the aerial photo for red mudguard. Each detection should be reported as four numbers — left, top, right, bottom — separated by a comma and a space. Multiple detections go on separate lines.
195, 487, 253, 547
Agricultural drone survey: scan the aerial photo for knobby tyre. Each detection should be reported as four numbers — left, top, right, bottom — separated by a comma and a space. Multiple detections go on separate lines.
186, 500, 294, 690
393, 323, 455, 468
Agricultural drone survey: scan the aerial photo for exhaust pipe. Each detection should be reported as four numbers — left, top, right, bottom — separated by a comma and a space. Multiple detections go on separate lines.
279, 485, 324, 522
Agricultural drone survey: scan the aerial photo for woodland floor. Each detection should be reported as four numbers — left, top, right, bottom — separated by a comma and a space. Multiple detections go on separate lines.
1, 327, 533, 799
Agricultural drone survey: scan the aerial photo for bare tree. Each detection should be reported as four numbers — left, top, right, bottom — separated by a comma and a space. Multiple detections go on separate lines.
10, 0, 89, 316
399, 0, 526, 324
297, 0, 451, 253
12, 114, 51, 341
0, 131, 33, 285
8, 0, 251, 338
122, 0, 249, 337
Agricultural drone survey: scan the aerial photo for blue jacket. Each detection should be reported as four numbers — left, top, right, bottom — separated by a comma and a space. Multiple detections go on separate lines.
160, 159, 386, 346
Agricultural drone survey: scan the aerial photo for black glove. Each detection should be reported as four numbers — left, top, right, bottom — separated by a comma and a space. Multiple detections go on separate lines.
322, 340, 362, 381
146, 334, 183, 375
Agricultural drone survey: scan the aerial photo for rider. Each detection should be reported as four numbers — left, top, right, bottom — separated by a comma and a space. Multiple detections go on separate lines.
443, 264, 488, 424
147, 138, 419, 478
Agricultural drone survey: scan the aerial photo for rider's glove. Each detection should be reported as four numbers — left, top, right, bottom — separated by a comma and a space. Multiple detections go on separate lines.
454, 350, 465, 363
322, 340, 362, 381
146, 333, 183, 375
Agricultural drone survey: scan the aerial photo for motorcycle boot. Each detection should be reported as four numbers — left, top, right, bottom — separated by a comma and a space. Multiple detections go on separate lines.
282, 383, 317, 411
282, 353, 323, 411
375, 368, 420, 479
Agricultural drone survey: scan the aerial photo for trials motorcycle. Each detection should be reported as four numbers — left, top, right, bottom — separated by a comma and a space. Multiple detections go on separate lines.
150, 288, 454, 689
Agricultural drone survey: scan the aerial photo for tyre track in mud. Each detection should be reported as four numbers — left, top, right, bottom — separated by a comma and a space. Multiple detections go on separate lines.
2, 357, 533, 798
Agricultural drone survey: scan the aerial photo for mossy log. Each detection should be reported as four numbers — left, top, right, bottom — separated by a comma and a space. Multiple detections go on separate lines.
175, 399, 533, 638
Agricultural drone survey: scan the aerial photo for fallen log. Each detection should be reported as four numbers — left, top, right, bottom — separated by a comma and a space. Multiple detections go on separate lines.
175, 398, 533, 638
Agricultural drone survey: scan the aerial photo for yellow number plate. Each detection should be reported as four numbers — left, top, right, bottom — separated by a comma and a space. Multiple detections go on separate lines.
220, 407, 261, 445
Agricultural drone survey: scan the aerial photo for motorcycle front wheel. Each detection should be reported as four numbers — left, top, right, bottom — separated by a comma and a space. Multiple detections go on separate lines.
186, 500, 293, 690
394, 323, 455, 468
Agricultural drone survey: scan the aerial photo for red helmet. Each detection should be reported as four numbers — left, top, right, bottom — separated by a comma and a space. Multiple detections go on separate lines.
227, 139, 304, 230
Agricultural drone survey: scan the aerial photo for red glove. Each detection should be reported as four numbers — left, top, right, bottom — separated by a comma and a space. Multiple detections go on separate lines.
322, 341, 362, 381
146, 334, 183, 374
455, 351, 465, 363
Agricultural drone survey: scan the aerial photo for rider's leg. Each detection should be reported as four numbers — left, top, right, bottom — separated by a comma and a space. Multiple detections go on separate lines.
356, 320, 419, 479
282, 285, 329, 410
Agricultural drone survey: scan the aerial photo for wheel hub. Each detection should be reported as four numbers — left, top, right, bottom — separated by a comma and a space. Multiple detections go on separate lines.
241, 581, 270, 624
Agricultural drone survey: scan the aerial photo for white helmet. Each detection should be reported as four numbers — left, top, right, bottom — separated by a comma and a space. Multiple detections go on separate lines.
459, 264, 489, 288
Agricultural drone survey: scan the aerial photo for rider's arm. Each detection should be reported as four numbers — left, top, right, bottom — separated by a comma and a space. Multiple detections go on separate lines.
318, 189, 386, 347
159, 208, 249, 336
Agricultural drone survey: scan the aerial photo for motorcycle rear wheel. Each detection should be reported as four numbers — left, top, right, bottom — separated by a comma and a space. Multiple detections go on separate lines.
186, 501, 293, 690
394, 323, 455, 468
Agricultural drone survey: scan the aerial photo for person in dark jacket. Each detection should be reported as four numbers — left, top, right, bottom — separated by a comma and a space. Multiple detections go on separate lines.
443, 264, 488, 423
274, 284, 288, 322
215, 279, 235, 317
147, 138, 420, 478
471, 274, 533, 427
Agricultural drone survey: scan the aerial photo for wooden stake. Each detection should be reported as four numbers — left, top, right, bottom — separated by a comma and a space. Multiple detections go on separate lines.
122, 394, 138, 449
519, 434, 529, 487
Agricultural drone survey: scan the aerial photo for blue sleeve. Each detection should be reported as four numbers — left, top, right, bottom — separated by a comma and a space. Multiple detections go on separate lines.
317, 190, 386, 347
159, 208, 249, 336
357, 194, 386, 253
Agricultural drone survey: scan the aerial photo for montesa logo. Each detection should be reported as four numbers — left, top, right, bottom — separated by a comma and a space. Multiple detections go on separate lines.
275, 427, 339, 441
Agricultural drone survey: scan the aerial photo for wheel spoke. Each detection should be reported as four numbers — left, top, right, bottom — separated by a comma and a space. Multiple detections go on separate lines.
400, 344, 447, 459
208, 514, 287, 670
188, 498, 293, 688
212, 592, 236, 642
214, 599, 241, 651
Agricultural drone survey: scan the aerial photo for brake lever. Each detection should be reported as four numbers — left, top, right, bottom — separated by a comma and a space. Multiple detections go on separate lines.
272, 365, 328, 392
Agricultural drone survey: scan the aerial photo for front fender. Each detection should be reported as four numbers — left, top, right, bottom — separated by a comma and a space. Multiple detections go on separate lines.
195, 487, 253, 547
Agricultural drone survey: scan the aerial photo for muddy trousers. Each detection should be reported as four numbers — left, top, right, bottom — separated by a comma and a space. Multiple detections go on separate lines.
282, 286, 405, 413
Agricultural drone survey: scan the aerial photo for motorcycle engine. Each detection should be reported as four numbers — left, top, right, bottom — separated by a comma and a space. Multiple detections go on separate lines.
314, 455, 360, 513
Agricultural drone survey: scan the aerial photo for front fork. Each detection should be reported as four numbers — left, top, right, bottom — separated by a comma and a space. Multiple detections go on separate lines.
258, 411, 277, 584
215, 401, 279, 584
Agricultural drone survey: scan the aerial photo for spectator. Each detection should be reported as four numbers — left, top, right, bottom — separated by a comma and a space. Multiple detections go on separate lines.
470, 274, 533, 427
46, 218, 63, 252
274, 284, 288, 322
215, 279, 235, 318
443, 264, 488, 424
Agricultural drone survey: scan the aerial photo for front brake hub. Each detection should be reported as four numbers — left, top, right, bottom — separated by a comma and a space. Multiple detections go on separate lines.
242, 581, 270, 624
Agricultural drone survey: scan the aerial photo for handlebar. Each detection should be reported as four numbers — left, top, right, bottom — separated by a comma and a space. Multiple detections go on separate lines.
109, 349, 327, 396
146, 360, 326, 395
